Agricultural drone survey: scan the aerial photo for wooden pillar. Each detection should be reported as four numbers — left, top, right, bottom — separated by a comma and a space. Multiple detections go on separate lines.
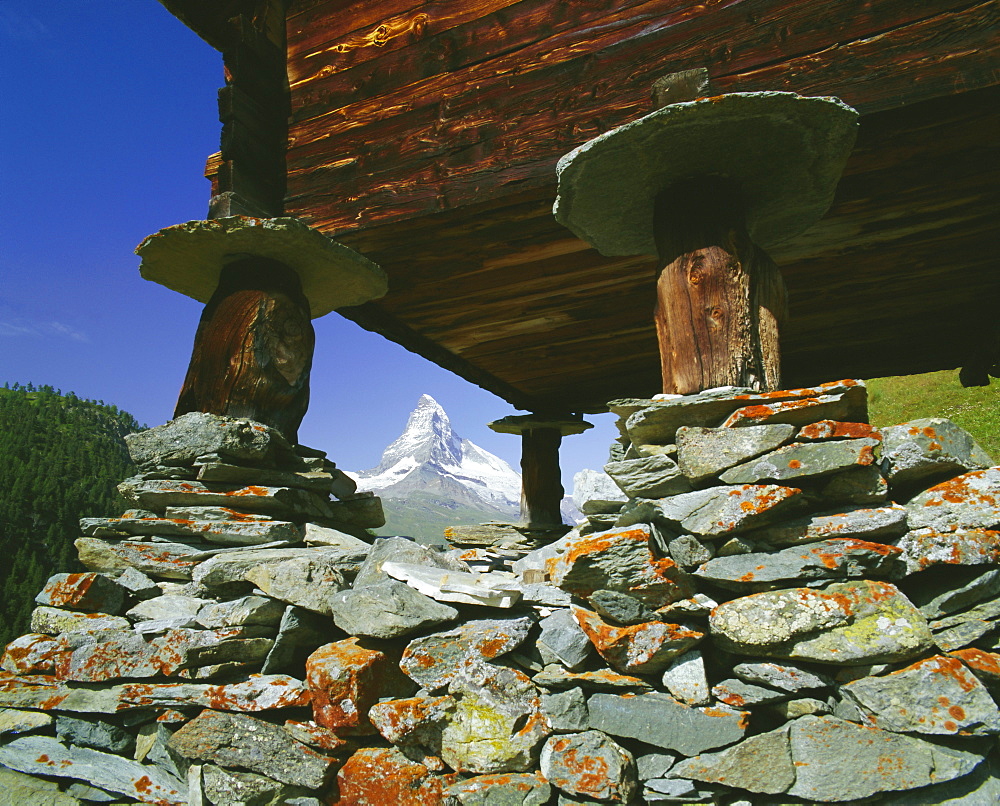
174, 256, 314, 442
652, 176, 786, 395
520, 427, 565, 528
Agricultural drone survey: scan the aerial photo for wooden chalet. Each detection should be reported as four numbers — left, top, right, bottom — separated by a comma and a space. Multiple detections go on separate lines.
160, 0, 999, 417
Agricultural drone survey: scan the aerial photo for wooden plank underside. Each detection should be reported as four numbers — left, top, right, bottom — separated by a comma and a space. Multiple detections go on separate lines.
285, 0, 1000, 235
330, 86, 999, 412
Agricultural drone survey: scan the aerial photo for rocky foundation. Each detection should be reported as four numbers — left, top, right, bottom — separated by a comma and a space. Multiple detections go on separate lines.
2, 382, 1000, 804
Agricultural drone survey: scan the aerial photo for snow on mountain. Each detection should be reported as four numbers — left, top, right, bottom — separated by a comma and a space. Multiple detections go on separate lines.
352, 394, 522, 514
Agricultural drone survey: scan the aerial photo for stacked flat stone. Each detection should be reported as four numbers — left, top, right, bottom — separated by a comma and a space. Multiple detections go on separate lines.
3, 382, 1000, 804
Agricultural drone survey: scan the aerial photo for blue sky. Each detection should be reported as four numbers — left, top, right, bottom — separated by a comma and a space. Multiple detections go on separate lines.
0, 1, 617, 483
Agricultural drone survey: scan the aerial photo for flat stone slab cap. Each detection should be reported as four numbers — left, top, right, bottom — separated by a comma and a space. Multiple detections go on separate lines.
135, 215, 387, 317
554, 91, 859, 255
488, 413, 593, 435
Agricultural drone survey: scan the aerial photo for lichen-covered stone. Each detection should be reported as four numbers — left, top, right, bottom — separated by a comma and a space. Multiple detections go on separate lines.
587, 692, 748, 756
440, 663, 547, 774
167, 708, 337, 788
201, 764, 312, 806
35, 573, 125, 614
693, 537, 902, 590
881, 418, 991, 488
660, 650, 710, 706
719, 438, 879, 485
540, 730, 636, 802
329, 580, 459, 639
573, 607, 703, 675
711, 678, 786, 707
369, 694, 454, 757
443, 771, 551, 806
547, 526, 694, 607
0, 708, 53, 737
196, 595, 286, 629
744, 504, 908, 548
536, 609, 592, 670
336, 746, 449, 805
797, 420, 881, 441
29, 606, 131, 636
841, 654, 1000, 735
587, 590, 659, 625
306, 638, 413, 734
604, 455, 691, 499
731, 661, 832, 693
75, 538, 206, 580
638, 484, 805, 538
928, 597, 1000, 652
669, 724, 795, 795
710, 580, 933, 665
1, 633, 61, 674
896, 528, 1000, 575
400, 616, 534, 690
906, 468, 1000, 532
676, 424, 796, 483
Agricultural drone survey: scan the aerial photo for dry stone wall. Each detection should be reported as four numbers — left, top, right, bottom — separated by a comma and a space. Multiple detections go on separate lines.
3, 382, 1000, 804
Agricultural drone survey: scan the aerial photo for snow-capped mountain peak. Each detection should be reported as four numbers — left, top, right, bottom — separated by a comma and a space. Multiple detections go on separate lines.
354, 395, 522, 511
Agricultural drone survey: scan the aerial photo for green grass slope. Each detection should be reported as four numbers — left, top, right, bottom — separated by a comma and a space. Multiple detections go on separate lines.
867, 370, 1000, 460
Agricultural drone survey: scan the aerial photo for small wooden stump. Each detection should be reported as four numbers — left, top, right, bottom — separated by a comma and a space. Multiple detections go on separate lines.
136, 216, 386, 441
489, 414, 593, 529
553, 92, 858, 395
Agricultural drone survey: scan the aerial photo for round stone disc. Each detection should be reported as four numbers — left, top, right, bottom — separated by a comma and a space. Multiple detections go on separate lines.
135, 216, 387, 317
553, 92, 858, 256
488, 414, 593, 436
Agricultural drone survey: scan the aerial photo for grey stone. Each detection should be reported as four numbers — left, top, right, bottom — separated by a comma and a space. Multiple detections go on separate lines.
125, 411, 296, 470
587, 590, 659, 625
655, 593, 717, 619
719, 438, 880, 485
443, 772, 551, 806
615, 381, 865, 449
660, 650, 710, 706
0, 735, 187, 803
401, 616, 535, 690
817, 465, 889, 505
353, 535, 469, 587
0, 767, 82, 806
531, 667, 652, 692
666, 535, 714, 570
196, 461, 335, 493
587, 692, 748, 756
202, 764, 312, 806
785, 715, 985, 801
75, 537, 208, 580
897, 527, 1000, 575
540, 731, 636, 802
196, 595, 286, 629
30, 606, 131, 635
881, 418, 991, 488
712, 678, 786, 707
117, 477, 335, 521
441, 663, 546, 774
259, 605, 329, 675
744, 504, 909, 548
541, 688, 589, 733
114, 567, 161, 600
879, 750, 1000, 805
547, 525, 694, 607
604, 455, 691, 499
572, 469, 627, 515
676, 424, 795, 483
329, 580, 458, 639
732, 661, 832, 693
537, 609, 592, 670
766, 697, 831, 720
637, 483, 805, 537
63, 782, 117, 802
302, 522, 372, 551
694, 537, 903, 590
127, 593, 212, 624
553, 92, 858, 255
56, 716, 133, 753
912, 567, 1000, 619
670, 723, 795, 795
0, 708, 53, 736
710, 580, 934, 665
843, 654, 1000, 735
383, 562, 522, 608
907, 467, 1000, 532
643, 778, 702, 799
80, 515, 305, 546
636, 752, 677, 782
930, 598, 1000, 651
192, 547, 359, 614
322, 491, 386, 531
168, 709, 337, 789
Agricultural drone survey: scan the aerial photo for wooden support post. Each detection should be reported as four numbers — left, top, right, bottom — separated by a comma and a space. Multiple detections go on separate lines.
652, 176, 786, 395
520, 427, 565, 529
174, 256, 314, 442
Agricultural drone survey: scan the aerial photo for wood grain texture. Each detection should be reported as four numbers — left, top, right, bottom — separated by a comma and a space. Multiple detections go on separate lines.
520, 428, 565, 527
175, 258, 315, 442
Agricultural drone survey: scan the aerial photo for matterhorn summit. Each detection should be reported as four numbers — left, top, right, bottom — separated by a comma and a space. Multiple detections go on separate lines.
351, 395, 525, 541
